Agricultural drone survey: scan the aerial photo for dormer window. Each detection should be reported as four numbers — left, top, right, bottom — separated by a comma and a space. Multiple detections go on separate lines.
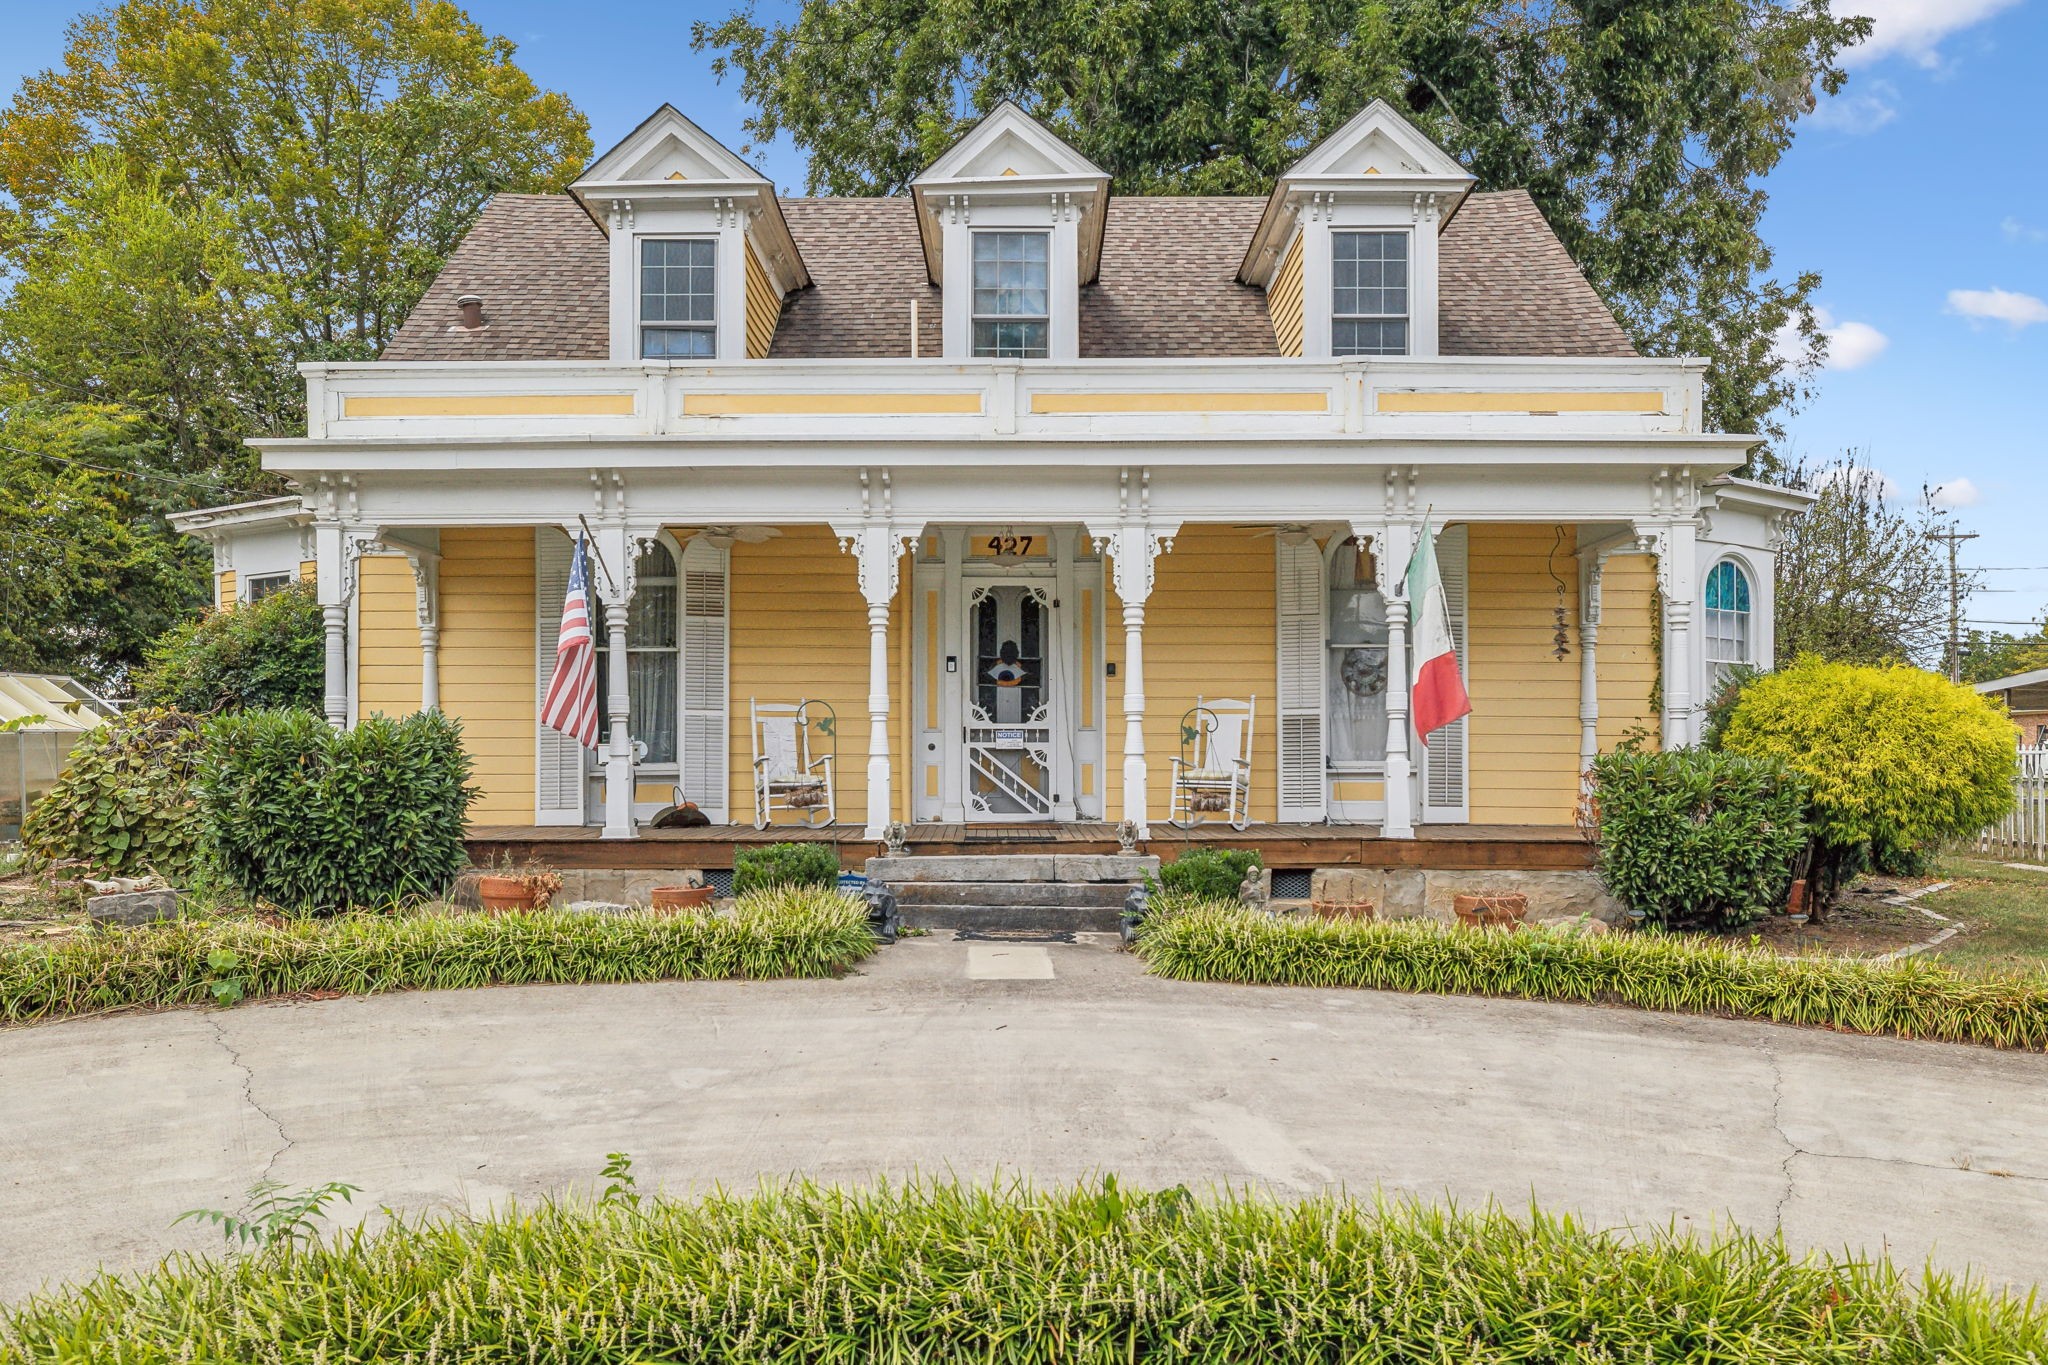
640, 238, 717, 359
1331, 231, 1409, 357
971, 231, 1051, 359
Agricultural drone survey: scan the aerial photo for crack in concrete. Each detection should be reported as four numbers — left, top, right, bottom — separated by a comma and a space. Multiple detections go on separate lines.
207, 1016, 292, 1183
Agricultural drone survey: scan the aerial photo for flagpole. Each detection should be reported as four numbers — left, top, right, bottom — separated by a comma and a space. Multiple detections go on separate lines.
576, 513, 619, 596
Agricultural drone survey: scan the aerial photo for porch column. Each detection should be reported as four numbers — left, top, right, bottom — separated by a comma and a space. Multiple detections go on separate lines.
1577, 549, 1605, 784
315, 522, 369, 729
590, 524, 641, 840
1636, 517, 1699, 749
1090, 521, 1178, 838
409, 554, 440, 712
837, 524, 916, 839
1368, 521, 1417, 839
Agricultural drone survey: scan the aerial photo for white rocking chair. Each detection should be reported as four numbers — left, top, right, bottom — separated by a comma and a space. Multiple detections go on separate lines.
751, 699, 837, 829
1170, 696, 1256, 830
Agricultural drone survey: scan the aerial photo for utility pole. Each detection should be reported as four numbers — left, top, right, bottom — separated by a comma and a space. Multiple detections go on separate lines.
1927, 529, 1979, 682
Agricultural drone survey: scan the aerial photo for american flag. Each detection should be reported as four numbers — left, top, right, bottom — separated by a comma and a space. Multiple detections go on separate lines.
539, 536, 600, 749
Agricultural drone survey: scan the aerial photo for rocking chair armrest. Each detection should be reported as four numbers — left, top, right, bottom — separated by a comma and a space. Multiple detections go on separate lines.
808, 754, 835, 776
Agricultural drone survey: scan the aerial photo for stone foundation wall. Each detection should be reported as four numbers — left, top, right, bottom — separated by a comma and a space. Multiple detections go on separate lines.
453, 868, 705, 908
1301, 867, 1624, 924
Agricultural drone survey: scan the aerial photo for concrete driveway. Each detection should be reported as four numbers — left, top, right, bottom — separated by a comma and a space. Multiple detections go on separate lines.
4, 932, 2046, 1302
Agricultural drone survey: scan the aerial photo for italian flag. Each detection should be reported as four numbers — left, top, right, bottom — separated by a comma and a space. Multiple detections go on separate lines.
1406, 521, 1471, 745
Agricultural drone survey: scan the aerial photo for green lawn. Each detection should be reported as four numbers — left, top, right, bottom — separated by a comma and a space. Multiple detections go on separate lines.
1926, 857, 2048, 977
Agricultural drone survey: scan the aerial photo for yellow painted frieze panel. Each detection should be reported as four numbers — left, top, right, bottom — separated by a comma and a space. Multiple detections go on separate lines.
684, 392, 982, 416
1376, 391, 1666, 414
344, 393, 637, 418
1029, 391, 1328, 415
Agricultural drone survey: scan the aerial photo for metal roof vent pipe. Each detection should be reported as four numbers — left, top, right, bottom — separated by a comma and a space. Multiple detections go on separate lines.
453, 294, 486, 331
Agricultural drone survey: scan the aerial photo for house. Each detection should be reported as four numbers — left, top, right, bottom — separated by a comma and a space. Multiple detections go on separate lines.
166, 497, 316, 607
1976, 668, 2048, 745
178, 98, 1806, 874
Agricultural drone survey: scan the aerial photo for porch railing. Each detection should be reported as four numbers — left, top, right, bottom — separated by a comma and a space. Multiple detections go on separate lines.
1972, 745, 2048, 864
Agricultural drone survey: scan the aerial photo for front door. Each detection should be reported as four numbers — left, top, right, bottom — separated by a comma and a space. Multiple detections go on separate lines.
961, 578, 1060, 820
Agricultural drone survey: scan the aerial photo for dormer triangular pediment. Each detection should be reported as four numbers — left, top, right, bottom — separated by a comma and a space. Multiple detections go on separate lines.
576, 104, 765, 189
1284, 99, 1471, 183
916, 101, 1108, 186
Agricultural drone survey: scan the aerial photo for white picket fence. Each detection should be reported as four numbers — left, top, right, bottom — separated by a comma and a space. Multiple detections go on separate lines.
1974, 745, 2048, 864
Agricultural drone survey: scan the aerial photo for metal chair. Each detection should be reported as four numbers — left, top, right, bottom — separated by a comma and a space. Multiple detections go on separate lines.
1170, 696, 1256, 830
750, 699, 836, 829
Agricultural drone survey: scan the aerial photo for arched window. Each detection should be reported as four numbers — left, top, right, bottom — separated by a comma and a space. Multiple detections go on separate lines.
1326, 540, 1388, 766
1703, 559, 1753, 681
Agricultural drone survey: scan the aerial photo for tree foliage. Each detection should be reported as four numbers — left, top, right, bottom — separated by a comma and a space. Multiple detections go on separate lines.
0, 391, 209, 685
1721, 658, 2017, 910
1960, 622, 2048, 687
0, 0, 593, 434
133, 582, 325, 714
695, 0, 1870, 452
1773, 454, 1966, 668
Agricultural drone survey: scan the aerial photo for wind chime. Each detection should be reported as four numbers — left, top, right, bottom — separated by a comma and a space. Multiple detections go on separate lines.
1546, 527, 1572, 661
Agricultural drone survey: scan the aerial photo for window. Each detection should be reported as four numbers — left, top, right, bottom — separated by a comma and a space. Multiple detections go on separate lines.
1703, 559, 1753, 681
594, 540, 680, 765
1331, 231, 1409, 356
971, 231, 1050, 358
242, 572, 292, 602
640, 238, 716, 359
1326, 541, 1389, 766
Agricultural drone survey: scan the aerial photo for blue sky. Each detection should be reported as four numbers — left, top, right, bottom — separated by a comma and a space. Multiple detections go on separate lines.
3, 0, 2043, 634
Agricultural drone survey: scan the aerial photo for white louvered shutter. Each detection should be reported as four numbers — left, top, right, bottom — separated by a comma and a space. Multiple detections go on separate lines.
1275, 538, 1326, 822
679, 537, 730, 822
1422, 524, 1470, 822
534, 528, 586, 824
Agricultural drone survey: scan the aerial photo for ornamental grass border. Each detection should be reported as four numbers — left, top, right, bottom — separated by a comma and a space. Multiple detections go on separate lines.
1137, 901, 2048, 1051
0, 887, 875, 1026
4, 1179, 2043, 1360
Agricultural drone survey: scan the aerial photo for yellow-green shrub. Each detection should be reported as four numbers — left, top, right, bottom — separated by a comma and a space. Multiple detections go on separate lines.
1721, 658, 2016, 900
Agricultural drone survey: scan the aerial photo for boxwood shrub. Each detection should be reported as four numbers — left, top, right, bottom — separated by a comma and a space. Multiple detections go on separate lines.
733, 840, 840, 896
1158, 847, 1259, 900
199, 709, 477, 912
1589, 746, 1808, 928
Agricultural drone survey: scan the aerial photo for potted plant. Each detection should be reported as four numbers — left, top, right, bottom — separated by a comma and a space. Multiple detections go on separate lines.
476, 861, 562, 914
649, 882, 716, 912
1452, 891, 1529, 930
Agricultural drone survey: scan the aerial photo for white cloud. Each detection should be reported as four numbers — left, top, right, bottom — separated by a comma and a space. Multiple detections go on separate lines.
1946, 286, 2048, 330
2003, 216, 2048, 244
1807, 80, 1898, 133
1771, 306, 1891, 371
1929, 477, 1982, 508
1842, 0, 2024, 68
1812, 464, 1902, 499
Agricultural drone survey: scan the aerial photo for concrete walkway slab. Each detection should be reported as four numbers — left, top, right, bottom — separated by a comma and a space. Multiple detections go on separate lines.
2, 933, 2044, 1302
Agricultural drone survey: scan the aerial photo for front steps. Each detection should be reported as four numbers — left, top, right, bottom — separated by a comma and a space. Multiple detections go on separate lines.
865, 854, 1159, 933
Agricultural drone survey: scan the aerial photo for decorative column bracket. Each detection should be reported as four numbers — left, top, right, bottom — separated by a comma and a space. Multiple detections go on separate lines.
408, 554, 441, 713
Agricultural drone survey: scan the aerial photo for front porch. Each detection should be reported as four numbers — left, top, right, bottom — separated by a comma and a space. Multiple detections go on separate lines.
466, 820, 1593, 873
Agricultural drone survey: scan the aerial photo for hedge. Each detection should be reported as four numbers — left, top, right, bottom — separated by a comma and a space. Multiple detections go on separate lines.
1138, 902, 2048, 1050
0, 888, 874, 1025
4, 1181, 2041, 1360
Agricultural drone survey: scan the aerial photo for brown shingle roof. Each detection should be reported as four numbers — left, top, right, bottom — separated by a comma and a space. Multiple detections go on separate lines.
385, 187, 1636, 362
1438, 189, 1635, 357
383, 194, 609, 361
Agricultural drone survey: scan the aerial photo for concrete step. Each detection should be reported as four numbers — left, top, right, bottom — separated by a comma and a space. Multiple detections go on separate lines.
900, 904, 1124, 934
888, 881, 1133, 910
866, 853, 1158, 884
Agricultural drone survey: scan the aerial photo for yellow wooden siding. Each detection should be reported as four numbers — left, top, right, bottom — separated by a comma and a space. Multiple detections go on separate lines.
437, 528, 536, 822
1104, 526, 1279, 822
1465, 524, 1583, 825
1597, 553, 1660, 752
726, 527, 897, 824
215, 570, 235, 609
355, 554, 421, 721
299, 559, 317, 582
1268, 230, 1305, 357
744, 240, 781, 360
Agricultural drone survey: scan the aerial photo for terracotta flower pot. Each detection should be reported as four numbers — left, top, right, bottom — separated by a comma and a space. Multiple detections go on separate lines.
1453, 892, 1529, 930
477, 875, 546, 914
650, 884, 716, 913
1786, 878, 1810, 915
1310, 899, 1377, 921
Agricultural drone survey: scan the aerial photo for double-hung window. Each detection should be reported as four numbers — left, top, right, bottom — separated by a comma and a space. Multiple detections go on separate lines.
640, 238, 716, 359
971, 231, 1050, 358
1703, 559, 1754, 687
242, 572, 292, 602
1331, 231, 1409, 356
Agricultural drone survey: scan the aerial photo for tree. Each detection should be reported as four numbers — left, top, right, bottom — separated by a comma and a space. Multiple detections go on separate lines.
0, 152, 288, 480
0, 391, 210, 687
1772, 454, 1966, 668
695, 0, 1869, 456
132, 581, 324, 714
1960, 621, 2048, 686
0, 0, 592, 412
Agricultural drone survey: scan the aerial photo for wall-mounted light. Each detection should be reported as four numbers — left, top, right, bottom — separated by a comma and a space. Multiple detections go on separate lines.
945, 656, 958, 673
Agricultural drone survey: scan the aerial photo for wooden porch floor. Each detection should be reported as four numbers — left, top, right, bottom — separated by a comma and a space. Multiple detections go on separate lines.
465, 821, 1592, 872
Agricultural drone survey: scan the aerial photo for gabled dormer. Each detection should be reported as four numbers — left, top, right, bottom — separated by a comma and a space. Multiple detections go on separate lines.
572, 105, 809, 362
911, 102, 1110, 362
1241, 100, 1475, 359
